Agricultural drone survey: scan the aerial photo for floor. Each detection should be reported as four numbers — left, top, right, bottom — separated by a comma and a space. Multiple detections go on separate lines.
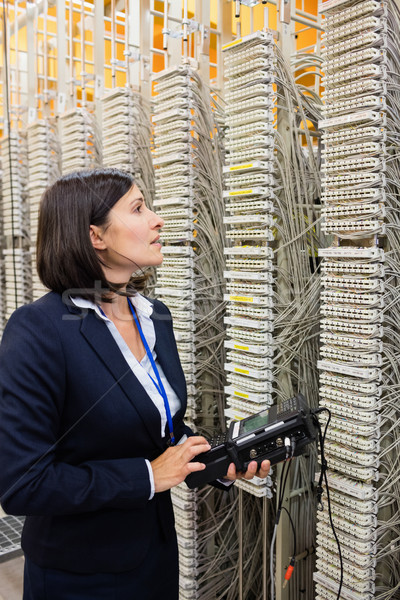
0, 555, 24, 600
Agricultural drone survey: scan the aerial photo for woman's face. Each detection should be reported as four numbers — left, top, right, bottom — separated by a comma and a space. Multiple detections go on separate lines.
90, 184, 164, 283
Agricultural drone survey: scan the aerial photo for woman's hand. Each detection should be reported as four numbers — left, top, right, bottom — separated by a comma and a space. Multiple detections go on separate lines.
223, 459, 270, 482
151, 436, 211, 493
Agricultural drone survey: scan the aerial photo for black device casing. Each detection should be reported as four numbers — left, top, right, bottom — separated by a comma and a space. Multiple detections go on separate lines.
185, 394, 316, 489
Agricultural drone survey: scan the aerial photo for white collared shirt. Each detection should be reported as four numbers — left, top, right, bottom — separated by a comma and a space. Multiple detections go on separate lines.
70, 294, 182, 499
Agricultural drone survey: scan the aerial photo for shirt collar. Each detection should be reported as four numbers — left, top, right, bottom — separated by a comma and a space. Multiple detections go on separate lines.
70, 294, 154, 322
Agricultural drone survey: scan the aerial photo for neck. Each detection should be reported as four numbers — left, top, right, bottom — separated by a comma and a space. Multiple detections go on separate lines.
99, 293, 132, 322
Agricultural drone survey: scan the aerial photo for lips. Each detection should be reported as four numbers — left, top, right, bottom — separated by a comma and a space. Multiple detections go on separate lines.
151, 236, 161, 244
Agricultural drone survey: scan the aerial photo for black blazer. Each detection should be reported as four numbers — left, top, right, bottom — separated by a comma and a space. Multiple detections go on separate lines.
0, 292, 190, 573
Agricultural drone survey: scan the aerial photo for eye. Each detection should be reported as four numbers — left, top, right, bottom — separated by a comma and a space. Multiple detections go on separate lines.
133, 202, 144, 213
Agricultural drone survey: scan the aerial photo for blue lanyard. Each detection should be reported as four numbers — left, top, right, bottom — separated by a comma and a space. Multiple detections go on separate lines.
127, 298, 175, 445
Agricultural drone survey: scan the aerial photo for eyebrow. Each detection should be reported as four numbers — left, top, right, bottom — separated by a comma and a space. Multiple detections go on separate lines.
130, 196, 144, 206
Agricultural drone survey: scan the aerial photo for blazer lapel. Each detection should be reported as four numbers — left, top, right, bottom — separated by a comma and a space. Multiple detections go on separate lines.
151, 311, 187, 423
80, 312, 163, 448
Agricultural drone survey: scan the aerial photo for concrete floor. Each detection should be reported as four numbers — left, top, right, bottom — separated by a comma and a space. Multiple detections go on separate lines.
0, 555, 24, 600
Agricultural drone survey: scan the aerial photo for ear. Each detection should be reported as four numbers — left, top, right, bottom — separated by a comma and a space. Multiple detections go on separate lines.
89, 225, 107, 250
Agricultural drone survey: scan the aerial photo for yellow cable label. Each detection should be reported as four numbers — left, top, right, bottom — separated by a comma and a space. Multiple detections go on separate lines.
229, 189, 253, 196
229, 295, 253, 302
234, 344, 249, 351
234, 391, 249, 399
229, 164, 253, 171
234, 367, 249, 375
222, 38, 243, 50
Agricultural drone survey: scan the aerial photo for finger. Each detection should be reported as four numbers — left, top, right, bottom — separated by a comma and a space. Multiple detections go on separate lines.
257, 460, 270, 478
186, 461, 207, 473
243, 461, 258, 480
184, 435, 209, 447
224, 462, 237, 481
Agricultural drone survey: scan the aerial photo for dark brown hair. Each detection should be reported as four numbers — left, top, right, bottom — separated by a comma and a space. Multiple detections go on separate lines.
37, 168, 147, 302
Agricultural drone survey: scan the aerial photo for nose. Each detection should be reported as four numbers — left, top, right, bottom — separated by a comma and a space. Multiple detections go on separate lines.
149, 208, 164, 229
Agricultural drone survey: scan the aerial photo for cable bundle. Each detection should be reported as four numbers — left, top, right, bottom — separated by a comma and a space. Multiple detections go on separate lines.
101, 87, 154, 209
152, 63, 226, 600
27, 120, 60, 301
222, 31, 276, 499
315, 0, 400, 597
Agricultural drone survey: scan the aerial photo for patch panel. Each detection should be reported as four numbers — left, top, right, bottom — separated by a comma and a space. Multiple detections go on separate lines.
316, 556, 374, 591
318, 246, 384, 261
319, 509, 378, 541
225, 229, 275, 241
224, 270, 274, 283
226, 326, 274, 344
319, 396, 380, 418
154, 186, 191, 199
321, 261, 384, 277
223, 160, 273, 174
225, 199, 275, 214
226, 373, 273, 393
224, 294, 274, 307
153, 120, 190, 136
154, 131, 190, 146
225, 385, 273, 405
323, 219, 384, 235
324, 427, 380, 452
225, 121, 275, 140
224, 133, 275, 152
319, 109, 385, 130
323, 0, 384, 28
154, 197, 192, 208
229, 305, 274, 320
225, 70, 274, 93
227, 397, 265, 415
226, 174, 274, 189
225, 227, 274, 242
225, 55, 274, 78
224, 315, 274, 331
325, 172, 385, 189
323, 470, 377, 501
225, 258, 273, 271
153, 144, 189, 159
323, 47, 385, 74
314, 576, 373, 600
155, 162, 190, 178
322, 15, 386, 45
155, 288, 195, 300
320, 346, 383, 367
234, 477, 273, 498
322, 140, 384, 159
318, 412, 380, 438
320, 305, 383, 321
319, 372, 380, 395
321, 275, 384, 293
224, 338, 274, 355
226, 281, 274, 295
153, 87, 192, 106
317, 359, 381, 380
317, 545, 375, 578
223, 215, 274, 227
159, 231, 194, 243
226, 148, 275, 164
151, 106, 191, 123
322, 126, 386, 148
329, 490, 377, 516
225, 109, 274, 129
226, 351, 274, 369
225, 362, 273, 380
225, 96, 275, 117
320, 332, 383, 352
223, 186, 273, 199
322, 79, 385, 104
322, 154, 384, 173
225, 83, 276, 104
325, 447, 378, 472
156, 207, 193, 220
320, 290, 383, 307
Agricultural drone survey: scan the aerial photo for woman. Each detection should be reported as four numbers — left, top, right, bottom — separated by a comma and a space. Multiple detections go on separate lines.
0, 169, 270, 600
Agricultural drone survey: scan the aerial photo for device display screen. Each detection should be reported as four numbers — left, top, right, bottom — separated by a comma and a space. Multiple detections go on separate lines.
239, 409, 270, 435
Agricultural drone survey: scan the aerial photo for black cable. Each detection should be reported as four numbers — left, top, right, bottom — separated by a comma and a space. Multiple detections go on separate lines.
312, 408, 343, 600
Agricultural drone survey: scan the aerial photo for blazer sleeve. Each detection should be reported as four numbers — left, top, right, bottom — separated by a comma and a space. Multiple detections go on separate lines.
0, 304, 151, 517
